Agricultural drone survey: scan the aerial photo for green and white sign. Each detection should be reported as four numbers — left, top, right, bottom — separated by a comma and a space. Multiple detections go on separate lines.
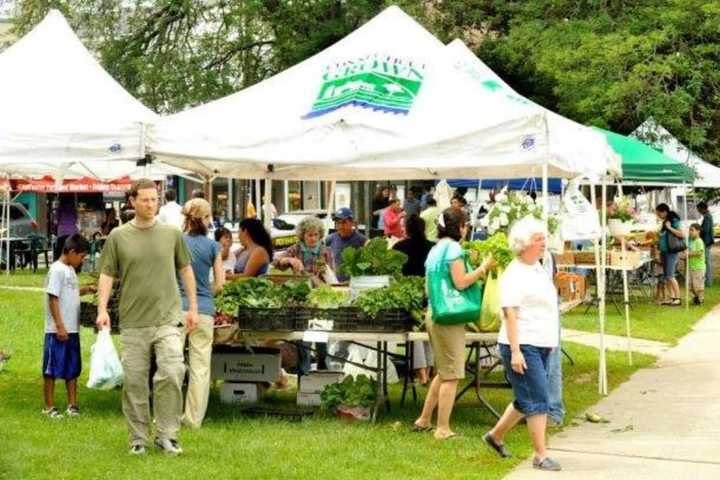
304, 54, 425, 118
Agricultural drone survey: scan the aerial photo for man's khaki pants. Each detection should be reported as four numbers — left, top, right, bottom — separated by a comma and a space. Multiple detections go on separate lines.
121, 324, 185, 447
180, 313, 214, 428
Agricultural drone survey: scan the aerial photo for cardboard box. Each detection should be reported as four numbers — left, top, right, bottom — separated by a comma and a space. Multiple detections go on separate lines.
220, 382, 258, 404
297, 392, 322, 407
211, 346, 281, 383
555, 251, 575, 266
299, 371, 344, 394
554, 273, 586, 302
610, 250, 642, 269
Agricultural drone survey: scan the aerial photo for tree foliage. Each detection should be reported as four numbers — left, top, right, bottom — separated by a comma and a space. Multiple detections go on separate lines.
9, 0, 720, 167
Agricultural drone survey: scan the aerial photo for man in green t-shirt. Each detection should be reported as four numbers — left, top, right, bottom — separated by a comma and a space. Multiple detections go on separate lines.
688, 223, 706, 305
97, 179, 198, 456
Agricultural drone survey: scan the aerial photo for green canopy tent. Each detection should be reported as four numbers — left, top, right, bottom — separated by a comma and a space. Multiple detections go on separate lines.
595, 128, 695, 184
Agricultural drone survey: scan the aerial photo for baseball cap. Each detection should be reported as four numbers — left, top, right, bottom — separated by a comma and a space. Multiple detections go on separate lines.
333, 207, 354, 221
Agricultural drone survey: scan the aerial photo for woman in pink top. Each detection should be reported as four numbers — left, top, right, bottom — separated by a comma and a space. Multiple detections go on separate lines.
383, 199, 405, 238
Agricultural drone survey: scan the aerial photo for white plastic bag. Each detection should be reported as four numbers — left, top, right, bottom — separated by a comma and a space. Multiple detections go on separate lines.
87, 329, 123, 390
560, 179, 601, 241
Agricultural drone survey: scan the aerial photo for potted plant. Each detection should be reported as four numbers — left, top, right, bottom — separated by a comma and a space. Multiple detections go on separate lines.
338, 238, 408, 299
320, 374, 377, 421
607, 199, 636, 237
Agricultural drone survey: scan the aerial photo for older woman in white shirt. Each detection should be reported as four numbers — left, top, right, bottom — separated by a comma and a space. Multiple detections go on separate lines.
482, 216, 562, 472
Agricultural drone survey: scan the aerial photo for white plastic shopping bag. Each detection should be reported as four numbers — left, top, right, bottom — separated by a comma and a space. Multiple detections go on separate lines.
87, 329, 124, 390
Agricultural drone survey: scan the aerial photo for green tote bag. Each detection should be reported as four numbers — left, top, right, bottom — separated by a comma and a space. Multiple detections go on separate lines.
427, 243, 483, 325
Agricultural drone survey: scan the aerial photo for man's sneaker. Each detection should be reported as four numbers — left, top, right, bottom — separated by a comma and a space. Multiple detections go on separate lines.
129, 445, 146, 456
42, 407, 63, 419
154, 438, 183, 455
65, 405, 80, 417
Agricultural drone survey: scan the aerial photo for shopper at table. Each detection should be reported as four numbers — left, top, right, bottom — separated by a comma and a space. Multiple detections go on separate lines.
214, 227, 237, 274
157, 189, 184, 231
227, 219, 272, 280
178, 199, 225, 428
101, 208, 119, 236
324, 207, 367, 283
413, 208, 494, 440
656, 203, 684, 306
393, 215, 434, 277
383, 198, 405, 239
420, 197, 440, 242
54, 195, 78, 260
97, 178, 198, 456
697, 201, 714, 287
371, 186, 390, 230
483, 216, 561, 471
403, 188, 421, 217
688, 223, 707, 305
273, 216, 334, 283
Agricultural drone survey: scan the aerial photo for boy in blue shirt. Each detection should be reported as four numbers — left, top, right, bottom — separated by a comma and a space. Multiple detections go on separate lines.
43, 234, 94, 418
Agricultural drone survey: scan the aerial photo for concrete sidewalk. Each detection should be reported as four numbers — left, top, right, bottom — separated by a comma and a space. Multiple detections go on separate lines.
562, 328, 671, 357
505, 305, 720, 479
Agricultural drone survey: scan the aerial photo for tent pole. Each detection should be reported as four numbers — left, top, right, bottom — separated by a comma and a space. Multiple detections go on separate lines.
599, 178, 608, 395
326, 180, 336, 217
263, 178, 273, 232
684, 183, 689, 310
621, 237, 633, 365
255, 179, 262, 220
3, 184, 10, 277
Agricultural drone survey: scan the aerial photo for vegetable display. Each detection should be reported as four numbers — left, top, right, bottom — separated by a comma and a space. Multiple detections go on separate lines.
463, 232, 515, 270
215, 278, 311, 316
353, 276, 425, 320
338, 238, 407, 278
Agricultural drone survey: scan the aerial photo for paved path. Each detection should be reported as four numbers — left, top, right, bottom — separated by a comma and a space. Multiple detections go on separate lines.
505, 305, 720, 479
562, 328, 670, 357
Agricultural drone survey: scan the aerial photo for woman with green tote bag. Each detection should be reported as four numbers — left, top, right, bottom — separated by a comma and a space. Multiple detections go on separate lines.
413, 208, 495, 440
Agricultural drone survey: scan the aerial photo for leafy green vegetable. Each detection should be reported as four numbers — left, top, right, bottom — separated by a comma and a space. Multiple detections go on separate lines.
215, 278, 312, 316
463, 232, 515, 270
320, 375, 376, 411
338, 238, 408, 278
353, 276, 425, 319
308, 285, 350, 309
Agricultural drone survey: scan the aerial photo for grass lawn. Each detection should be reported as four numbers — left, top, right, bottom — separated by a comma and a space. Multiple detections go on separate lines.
0, 286, 654, 480
562, 285, 720, 344
0, 268, 95, 289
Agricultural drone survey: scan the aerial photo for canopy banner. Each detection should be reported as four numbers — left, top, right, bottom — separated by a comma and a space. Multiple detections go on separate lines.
304, 54, 426, 119
12, 176, 131, 193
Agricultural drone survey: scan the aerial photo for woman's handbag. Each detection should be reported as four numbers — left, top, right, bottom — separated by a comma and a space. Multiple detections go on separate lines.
427, 244, 483, 325
667, 231, 687, 253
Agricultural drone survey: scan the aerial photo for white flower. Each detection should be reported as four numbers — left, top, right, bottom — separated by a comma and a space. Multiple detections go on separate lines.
499, 213, 509, 226
499, 204, 510, 213
490, 219, 502, 232
495, 193, 507, 203
480, 216, 489, 227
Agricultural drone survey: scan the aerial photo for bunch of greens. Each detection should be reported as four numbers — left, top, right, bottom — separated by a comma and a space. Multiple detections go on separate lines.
215, 279, 279, 315
353, 276, 425, 319
277, 280, 312, 306
308, 285, 350, 309
320, 375, 376, 411
463, 232, 515, 270
338, 238, 408, 278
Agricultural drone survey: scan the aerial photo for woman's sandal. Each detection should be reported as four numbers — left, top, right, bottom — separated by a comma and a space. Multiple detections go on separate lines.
435, 432, 462, 441
411, 423, 433, 433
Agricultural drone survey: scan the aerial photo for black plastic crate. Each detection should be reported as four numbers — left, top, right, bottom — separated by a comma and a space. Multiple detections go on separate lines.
237, 307, 296, 331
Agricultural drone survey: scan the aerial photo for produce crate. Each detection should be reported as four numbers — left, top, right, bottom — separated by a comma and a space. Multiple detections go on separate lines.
319, 307, 413, 333
237, 307, 296, 331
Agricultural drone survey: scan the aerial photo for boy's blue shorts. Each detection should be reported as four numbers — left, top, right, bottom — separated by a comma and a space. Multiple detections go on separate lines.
42, 333, 81, 380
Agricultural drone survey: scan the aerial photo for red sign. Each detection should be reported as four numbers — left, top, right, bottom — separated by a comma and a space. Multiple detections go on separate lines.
11, 176, 132, 193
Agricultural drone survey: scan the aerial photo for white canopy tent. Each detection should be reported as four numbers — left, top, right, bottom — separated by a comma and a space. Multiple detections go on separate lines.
0, 10, 157, 165
631, 119, 720, 188
152, 7, 611, 183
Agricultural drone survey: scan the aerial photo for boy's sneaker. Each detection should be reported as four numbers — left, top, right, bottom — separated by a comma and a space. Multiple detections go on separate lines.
154, 438, 183, 455
693, 296, 700, 305
129, 445, 146, 456
42, 406, 63, 419
65, 405, 80, 417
